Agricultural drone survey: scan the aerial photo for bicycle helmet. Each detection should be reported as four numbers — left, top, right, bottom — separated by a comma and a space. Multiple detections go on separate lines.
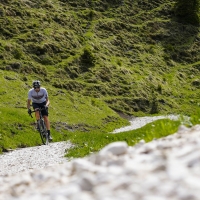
32, 80, 41, 88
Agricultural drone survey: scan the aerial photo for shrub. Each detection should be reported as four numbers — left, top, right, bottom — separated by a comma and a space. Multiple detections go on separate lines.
175, 0, 200, 26
13, 48, 23, 59
80, 47, 96, 68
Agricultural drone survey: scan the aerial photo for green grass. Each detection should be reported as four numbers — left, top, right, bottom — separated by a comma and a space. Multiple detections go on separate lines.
190, 107, 200, 125
0, 0, 199, 155
0, 107, 38, 153
64, 118, 181, 158
0, 70, 129, 153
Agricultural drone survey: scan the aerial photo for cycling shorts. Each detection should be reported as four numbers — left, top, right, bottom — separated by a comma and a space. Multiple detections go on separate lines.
32, 101, 48, 116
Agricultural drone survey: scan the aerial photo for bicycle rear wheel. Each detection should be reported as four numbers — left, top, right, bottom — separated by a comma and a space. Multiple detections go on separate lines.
38, 119, 49, 145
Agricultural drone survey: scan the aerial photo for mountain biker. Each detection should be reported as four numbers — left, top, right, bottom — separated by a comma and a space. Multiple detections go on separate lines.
27, 80, 52, 141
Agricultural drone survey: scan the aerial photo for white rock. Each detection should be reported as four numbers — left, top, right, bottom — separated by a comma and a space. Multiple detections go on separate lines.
1, 122, 200, 200
99, 142, 128, 156
76, 172, 96, 191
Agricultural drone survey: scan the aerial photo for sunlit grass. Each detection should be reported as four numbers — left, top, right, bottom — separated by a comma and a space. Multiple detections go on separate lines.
0, 0, 199, 156
0, 71, 128, 153
190, 107, 200, 125
64, 118, 181, 158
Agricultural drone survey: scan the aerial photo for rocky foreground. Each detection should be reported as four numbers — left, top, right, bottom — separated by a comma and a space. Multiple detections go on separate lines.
0, 125, 200, 200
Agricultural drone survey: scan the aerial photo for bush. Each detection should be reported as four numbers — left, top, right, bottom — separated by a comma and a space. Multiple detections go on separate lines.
175, 0, 200, 26
80, 47, 96, 68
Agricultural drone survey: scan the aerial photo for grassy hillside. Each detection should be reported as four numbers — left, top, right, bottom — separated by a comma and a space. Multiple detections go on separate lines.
0, 0, 199, 152
0, 69, 128, 153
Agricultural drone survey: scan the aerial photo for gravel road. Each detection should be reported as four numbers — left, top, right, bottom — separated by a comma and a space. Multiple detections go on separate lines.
1, 115, 199, 200
0, 124, 200, 200
0, 115, 179, 176
112, 115, 179, 133
0, 142, 72, 176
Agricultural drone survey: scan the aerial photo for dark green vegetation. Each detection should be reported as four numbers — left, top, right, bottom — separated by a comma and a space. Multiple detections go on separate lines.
0, 0, 199, 154
175, 0, 200, 25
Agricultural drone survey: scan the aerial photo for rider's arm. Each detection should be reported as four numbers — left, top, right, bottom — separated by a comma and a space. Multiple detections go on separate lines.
27, 99, 31, 109
45, 97, 50, 107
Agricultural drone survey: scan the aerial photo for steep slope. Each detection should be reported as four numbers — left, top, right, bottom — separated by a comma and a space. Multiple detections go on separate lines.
0, 0, 199, 116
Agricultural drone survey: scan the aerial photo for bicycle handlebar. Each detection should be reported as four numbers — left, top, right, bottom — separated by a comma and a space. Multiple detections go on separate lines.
28, 107, 46, 118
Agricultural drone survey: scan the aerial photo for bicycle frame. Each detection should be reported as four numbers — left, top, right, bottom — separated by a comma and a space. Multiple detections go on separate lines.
29, 107, 49, 145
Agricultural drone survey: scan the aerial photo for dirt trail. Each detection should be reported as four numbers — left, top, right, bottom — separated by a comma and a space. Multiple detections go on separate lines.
112, 115, 179, 133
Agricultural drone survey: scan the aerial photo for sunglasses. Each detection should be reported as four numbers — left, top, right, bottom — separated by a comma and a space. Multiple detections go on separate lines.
34, 86, 40, 89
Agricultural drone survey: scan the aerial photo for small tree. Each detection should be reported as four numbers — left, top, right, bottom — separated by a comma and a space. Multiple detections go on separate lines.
150, 92, 159, 114
80, 47, 96, 67
175, 0, 200, 26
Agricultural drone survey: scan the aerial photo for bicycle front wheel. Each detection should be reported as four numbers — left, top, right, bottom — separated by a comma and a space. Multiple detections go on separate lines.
38, 119, 49, 145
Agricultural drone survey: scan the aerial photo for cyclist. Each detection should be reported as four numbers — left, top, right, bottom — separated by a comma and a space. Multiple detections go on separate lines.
27, 80, 52, 141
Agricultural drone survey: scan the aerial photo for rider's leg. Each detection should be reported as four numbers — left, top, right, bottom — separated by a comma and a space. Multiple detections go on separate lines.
34, 111, 40, 130
43, 115, 50, 130
44, 115, 52, 140
35, 110, 40, 120
33, 103, 40, 130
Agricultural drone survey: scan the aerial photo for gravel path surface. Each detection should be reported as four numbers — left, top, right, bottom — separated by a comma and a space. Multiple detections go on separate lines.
1, 115, 199, 200
0, 125, 200, 200
0, 115, 179, 176
112, 115, 179, 133
0, 142, 72, 176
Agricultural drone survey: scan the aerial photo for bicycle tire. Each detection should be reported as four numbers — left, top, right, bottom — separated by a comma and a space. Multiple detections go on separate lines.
38, 119, 49, 145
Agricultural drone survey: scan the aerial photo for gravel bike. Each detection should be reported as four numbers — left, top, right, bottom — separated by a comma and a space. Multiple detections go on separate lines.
29, 107, 49, 145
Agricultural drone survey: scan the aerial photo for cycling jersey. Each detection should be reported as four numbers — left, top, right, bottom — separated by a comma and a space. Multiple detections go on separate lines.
28, 87, 48, 103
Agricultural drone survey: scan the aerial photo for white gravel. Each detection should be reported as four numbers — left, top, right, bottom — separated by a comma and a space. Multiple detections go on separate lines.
1, 115, 199, 200
112, 115, 179, 133
0, 142, 72, 176
0, 124, 200, 200
0, 115, 180, 176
